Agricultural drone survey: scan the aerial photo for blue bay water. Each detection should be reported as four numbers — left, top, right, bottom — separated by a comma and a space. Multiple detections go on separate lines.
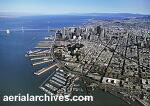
0, 16, 141, 106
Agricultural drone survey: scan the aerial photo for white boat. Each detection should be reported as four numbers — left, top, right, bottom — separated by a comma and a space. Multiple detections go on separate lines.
6, 29, 10, 34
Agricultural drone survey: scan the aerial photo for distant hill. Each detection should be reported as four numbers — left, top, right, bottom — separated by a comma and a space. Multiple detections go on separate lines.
0, 12, 149, 18
66, 13, 150, 18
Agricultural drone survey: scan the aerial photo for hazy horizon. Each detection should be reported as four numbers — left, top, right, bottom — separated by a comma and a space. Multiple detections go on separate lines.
0, 12, 150, 17
0, 0, 149, 15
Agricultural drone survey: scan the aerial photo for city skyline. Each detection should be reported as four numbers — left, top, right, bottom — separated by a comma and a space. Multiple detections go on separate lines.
0, 0, 150, 15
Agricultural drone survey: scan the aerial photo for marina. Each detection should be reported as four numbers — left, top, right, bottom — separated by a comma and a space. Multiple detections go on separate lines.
39, 69, 71, 95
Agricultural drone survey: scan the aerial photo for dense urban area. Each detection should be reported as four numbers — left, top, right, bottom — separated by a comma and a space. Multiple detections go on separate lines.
26, 16, 150, 106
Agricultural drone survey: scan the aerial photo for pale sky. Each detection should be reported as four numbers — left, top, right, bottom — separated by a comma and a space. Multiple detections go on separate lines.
0, 0, 149, 15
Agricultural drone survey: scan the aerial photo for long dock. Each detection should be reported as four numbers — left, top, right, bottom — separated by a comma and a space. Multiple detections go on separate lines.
30, 56, 51, 61
35, 46, 51, 49
34, 64, 57, 75
27, 54, 47, 57
27, 49, 41, 54
32, 59, 53, 66
32, 50, 50, 54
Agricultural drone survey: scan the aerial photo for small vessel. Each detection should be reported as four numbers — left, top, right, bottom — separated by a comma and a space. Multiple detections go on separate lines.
6, 29, 10, 34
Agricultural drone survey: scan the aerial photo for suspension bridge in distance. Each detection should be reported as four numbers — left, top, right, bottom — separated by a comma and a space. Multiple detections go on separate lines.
0, 27, 58, 34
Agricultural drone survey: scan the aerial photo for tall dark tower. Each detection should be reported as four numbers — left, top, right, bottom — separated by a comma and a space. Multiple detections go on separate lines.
96, 26, 102, 35
97, 26, 102, 40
